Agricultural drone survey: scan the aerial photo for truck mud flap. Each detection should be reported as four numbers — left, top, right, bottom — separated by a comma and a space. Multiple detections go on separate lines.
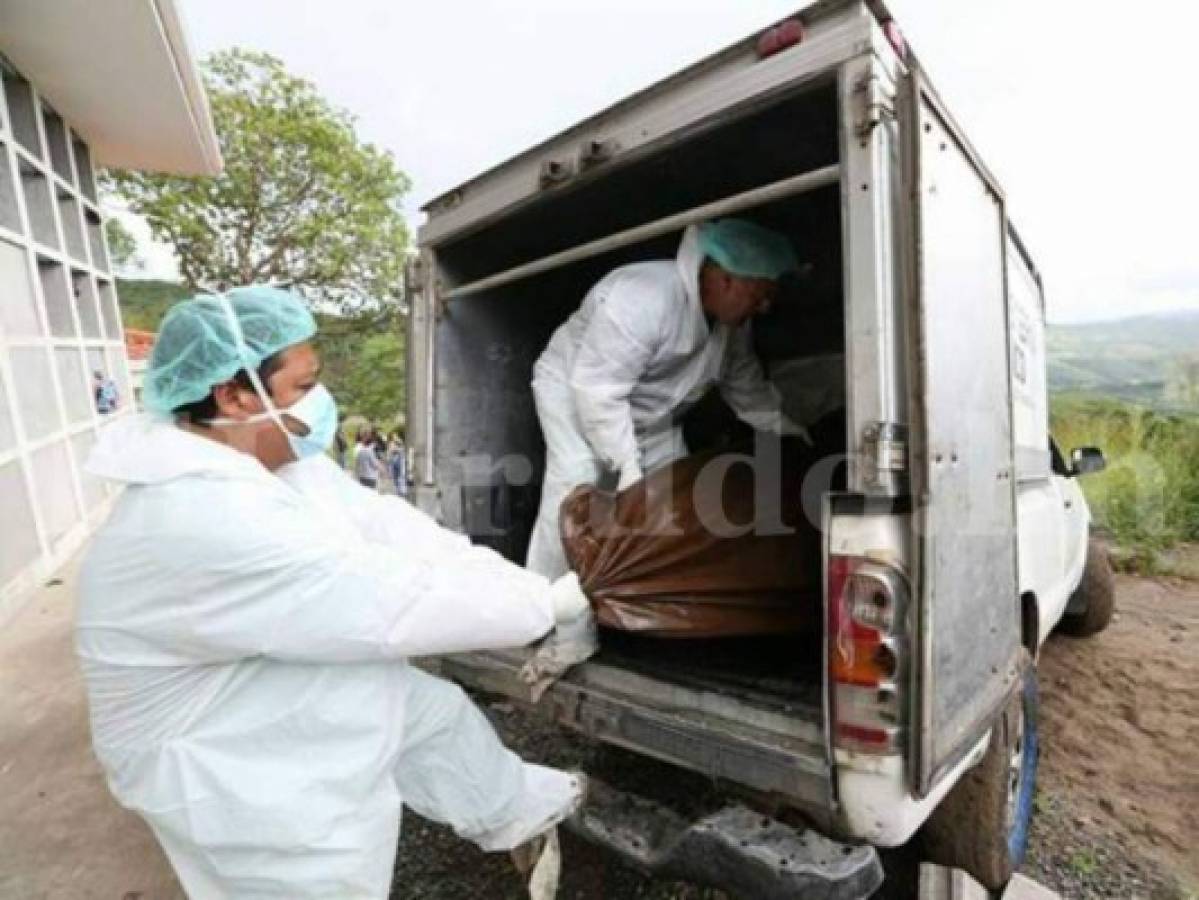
568, 779, 883, 900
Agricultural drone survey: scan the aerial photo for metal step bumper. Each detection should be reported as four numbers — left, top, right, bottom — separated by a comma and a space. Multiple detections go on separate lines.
568, 779, 883, 900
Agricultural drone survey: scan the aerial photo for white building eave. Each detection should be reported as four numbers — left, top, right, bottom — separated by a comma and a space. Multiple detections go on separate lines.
0, 0, 222, 176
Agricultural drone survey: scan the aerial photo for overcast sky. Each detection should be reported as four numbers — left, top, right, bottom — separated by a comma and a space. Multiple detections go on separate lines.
125, 0, 1197, 324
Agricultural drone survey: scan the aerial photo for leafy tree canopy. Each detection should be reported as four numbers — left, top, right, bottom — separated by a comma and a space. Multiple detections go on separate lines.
104, 49, 410, 313
104, 218, 140, 273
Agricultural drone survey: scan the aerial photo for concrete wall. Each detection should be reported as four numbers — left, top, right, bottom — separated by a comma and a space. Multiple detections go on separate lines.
0, 55, 131, 621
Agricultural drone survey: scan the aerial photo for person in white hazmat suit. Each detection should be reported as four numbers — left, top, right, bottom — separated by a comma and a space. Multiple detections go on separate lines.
75, 286, 590, 899
526, 218, 809, 579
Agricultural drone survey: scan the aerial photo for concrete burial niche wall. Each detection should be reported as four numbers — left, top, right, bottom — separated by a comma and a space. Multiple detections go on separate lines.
0, 55, 129, 622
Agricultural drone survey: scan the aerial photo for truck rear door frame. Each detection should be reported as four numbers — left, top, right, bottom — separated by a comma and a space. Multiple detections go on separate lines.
409, 1, 915, 815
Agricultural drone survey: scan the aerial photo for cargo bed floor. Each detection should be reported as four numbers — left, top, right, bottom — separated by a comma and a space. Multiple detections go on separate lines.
595, 631, 824, 719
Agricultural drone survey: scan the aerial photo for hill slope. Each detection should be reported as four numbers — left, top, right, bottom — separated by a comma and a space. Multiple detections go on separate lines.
1048, 310, 1199, 411
116, 279, 190, 332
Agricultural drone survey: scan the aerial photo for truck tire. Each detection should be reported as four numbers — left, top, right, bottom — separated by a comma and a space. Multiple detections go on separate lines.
1058, 539, 1116, 637
918, 655, 1039, 892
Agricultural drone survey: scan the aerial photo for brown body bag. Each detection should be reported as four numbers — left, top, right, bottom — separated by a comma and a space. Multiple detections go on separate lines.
559, 445, 822, 638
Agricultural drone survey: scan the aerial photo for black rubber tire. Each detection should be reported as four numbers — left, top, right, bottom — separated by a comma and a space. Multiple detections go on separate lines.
1058, 538, 1116, 637
918, 653, 1039, 893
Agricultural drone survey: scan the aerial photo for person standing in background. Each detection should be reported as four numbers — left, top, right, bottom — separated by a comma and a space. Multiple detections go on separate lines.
94, 371, 120, 415
355, 429, 382, 489
386, 432, 407, 497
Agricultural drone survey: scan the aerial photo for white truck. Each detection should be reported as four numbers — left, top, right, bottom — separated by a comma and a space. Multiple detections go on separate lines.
406, 1, 1114, 895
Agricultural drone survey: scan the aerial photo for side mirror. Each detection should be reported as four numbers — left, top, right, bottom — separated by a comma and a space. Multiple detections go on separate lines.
1070, 446, 1106, 477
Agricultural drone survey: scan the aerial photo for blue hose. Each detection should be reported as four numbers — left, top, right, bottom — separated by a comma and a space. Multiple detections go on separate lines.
1007, 670, 1039, 864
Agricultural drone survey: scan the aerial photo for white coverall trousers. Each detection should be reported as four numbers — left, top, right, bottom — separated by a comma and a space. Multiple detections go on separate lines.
526, 375, 686, 579
141, 666, 577, 898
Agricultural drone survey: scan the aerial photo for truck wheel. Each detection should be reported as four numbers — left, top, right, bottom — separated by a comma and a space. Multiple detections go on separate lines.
918, 656, 1039, 892
1058, 539, 1116, 637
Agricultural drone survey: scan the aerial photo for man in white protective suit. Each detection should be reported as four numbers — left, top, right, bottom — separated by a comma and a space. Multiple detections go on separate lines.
525, 218, 809, 579
76, 286, 590, 899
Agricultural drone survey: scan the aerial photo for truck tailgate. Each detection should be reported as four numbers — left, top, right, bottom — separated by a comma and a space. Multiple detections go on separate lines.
435, 648, 833, 809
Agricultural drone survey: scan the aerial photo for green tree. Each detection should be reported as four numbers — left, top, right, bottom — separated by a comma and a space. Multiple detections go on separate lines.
105, 218, 140, 271
319, 324, 406, 425
103, 48, 410, 313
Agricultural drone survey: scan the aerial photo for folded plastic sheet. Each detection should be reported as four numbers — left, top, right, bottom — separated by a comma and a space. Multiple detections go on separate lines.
559, 442, 822, 638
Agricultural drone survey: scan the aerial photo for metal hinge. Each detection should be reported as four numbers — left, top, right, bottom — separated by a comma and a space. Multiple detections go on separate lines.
862, 421, 908, 487
852, 74, 895, 144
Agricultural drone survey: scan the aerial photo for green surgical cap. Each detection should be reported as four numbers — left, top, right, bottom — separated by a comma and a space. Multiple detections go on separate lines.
143, 285, 317, 415
697, 219, 798, 280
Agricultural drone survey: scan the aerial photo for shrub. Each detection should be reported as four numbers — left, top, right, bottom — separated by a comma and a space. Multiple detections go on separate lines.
1051, 394, 1199, 562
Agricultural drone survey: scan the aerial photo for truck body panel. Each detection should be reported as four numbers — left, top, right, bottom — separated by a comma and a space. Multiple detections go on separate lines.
409, 0, 1089, 862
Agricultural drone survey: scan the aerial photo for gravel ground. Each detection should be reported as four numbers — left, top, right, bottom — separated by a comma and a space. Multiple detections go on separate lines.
391, 700, 731, 900
1022, 572, 1198, 900
1025, 792, 1189, 900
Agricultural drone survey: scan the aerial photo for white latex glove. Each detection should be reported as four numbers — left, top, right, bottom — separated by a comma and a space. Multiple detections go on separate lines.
521, 575, 599, 702
616, 462, 643, 492
549, 572, 589, 624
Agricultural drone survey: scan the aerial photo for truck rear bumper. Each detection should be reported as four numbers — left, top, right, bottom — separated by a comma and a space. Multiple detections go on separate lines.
569, 779, 883, 900
437, 649, 833, 809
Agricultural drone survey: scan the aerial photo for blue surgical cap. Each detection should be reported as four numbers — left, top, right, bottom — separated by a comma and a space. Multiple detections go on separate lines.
697, 219, 798, 280
143, 285, 317, 415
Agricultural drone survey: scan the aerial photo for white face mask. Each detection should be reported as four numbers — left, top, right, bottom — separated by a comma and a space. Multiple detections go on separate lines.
209, 294, 339, 461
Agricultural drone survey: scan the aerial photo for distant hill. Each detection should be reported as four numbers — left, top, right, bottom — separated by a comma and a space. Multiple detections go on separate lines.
1048, 310, 1199, 412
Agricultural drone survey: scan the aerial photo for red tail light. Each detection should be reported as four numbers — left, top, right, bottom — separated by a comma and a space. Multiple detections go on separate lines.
883, 21, 908, 60
756, 20, 804, 60
827, 554, 906, 754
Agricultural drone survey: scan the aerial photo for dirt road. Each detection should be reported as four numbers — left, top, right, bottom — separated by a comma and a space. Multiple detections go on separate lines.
392, 573, 1198, 899
1025, 573, 1198, 898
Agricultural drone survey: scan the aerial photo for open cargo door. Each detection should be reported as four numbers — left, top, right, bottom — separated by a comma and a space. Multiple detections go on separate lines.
900, 69, 1021, 797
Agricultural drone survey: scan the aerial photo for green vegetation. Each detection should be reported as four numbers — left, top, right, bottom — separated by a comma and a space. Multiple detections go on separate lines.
116, 279, 190, 332
1052, 394, 1199, 566
1068, 849, 1099, 877
104, 219, 139, 272
105, 47, 411, 427
315, 315, 405, 427
104, 48, 409, 313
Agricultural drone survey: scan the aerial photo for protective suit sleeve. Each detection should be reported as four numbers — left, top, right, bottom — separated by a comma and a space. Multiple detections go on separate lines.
288, 455, 477, 560
106, 490, 557, 665
568, 274, 661, 475
720, 325, 808, 440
